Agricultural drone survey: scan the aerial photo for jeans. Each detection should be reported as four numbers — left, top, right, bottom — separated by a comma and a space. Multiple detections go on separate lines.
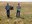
6, 10, 10, 18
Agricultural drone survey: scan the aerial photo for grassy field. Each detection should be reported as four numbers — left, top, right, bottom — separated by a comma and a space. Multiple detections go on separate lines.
0, 2, 32, 24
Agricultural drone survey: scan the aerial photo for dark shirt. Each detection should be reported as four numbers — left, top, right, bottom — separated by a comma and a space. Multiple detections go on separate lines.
5, 5, 10, 10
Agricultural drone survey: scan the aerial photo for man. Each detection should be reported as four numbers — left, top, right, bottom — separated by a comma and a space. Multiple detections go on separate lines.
5, 3, 10, 18
16, 3, 21, 18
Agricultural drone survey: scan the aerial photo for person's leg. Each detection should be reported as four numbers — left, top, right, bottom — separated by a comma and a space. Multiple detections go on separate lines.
7, 10, 10, 18
16, 10, 20, 18
7, 10, 13, 19
18, 11, 20, 17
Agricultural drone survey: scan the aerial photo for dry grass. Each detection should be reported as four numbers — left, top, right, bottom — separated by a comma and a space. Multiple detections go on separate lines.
0, 2, 32, 24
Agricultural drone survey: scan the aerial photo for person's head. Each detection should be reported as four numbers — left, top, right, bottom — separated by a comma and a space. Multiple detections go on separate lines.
18, 3, 20, 6
7, 3, 9, 6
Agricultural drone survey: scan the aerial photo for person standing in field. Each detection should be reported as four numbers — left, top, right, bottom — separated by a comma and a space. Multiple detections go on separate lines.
16, 3, 21, 18
5, 3, 10, 18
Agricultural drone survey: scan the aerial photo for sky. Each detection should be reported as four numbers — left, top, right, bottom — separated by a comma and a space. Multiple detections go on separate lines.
0, 0, 32, 2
